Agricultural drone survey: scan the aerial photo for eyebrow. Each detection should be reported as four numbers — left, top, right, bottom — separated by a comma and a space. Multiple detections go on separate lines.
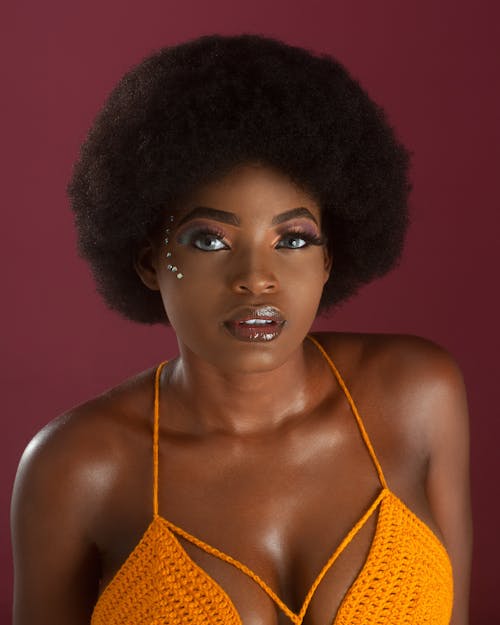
175, 206, 319, 228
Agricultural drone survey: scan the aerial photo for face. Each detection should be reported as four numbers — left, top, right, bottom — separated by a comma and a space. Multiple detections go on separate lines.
137, 162, 332, 372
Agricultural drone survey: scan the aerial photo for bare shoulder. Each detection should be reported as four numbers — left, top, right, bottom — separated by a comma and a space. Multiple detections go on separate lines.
14, 365, 155, 492
371, 331, 468, 456
12, 364, 157, 522
312, 328, 464, 372
313, 329, 469, 459
10, 365, 156, 624
309, 330, 470, 491
11, 371, 158, 625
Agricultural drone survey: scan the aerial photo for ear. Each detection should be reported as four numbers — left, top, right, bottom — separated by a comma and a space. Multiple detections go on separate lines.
134, 239, 160, 291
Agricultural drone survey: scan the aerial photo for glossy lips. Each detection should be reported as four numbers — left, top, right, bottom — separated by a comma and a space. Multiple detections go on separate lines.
223, 305, 286, 342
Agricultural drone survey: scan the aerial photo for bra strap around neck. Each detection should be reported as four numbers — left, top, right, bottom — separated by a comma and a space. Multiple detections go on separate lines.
153, 360, 169, 517
306, 334, 388, 490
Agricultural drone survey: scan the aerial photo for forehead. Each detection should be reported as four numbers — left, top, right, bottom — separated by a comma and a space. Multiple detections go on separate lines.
178, 162, 321, 217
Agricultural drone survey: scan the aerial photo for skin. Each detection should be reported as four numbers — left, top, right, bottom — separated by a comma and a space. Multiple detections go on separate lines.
11, 163, 472, 625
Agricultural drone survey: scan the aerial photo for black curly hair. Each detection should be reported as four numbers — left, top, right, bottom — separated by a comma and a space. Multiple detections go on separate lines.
67, 33, 412, 325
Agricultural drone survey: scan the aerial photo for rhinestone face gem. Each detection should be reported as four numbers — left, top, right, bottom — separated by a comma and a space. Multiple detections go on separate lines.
167, 264, 172, 270
166, 252, 172, 257
171, 266, 177, 272
177, 273, 183, 279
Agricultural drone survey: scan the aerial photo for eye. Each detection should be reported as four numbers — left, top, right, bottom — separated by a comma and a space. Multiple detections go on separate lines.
276, 230, 325, 249
177, 226, 325, 252
183, 228, 229, 252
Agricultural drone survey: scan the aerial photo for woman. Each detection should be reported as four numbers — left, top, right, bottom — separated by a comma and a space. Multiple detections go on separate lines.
11, 34, 472, 624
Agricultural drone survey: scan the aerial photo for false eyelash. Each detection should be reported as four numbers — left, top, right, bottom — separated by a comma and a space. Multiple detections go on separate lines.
282, 228, 326, 247
183, 226, 229, 249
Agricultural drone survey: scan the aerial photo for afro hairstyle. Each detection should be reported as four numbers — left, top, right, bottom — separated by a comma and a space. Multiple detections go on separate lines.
67, 33, 412, 325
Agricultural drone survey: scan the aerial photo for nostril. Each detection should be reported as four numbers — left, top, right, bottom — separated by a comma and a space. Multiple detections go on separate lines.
234, 282, 277, 294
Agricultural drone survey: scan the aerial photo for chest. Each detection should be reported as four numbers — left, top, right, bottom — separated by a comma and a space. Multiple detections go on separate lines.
89, 333, 458, 625
93, 487, 454, 625
94, 356, 438, 625
96, 398, 428, 625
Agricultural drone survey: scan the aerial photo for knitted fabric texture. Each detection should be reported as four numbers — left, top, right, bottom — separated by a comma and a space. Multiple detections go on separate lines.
90, 334, 454, 625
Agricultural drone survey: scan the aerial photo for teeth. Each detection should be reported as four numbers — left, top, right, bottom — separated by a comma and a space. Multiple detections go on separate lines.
241, 319, 273, 325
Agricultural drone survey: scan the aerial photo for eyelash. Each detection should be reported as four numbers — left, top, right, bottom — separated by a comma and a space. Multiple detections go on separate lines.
181, 227, 325, 252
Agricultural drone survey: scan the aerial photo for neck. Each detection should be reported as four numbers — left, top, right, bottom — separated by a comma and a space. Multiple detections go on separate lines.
163, 335, 328, 436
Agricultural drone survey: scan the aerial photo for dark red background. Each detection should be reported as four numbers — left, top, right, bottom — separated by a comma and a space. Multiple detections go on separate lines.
2, 1, 498, 622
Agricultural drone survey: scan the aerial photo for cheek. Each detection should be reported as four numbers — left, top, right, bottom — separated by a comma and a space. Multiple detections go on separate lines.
277, 250, 329, 285
156, 267, 222, 332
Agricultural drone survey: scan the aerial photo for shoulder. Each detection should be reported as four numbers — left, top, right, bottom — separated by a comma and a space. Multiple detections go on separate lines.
10, 365, 160, 622
311, 329, 465, 395
11, 365, 157, 535
311, 330, 469, 457
312, 328, 462, 369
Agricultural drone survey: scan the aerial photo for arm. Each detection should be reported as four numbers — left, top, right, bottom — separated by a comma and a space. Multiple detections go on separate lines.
11, 415, 101, 625
423, 346, 473, 625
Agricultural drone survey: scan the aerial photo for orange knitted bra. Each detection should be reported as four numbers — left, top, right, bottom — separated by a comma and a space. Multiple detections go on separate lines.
90, 334, 454, 625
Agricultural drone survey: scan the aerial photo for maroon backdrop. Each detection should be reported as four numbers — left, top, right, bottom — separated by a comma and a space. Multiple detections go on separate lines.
2, 1, 498, 622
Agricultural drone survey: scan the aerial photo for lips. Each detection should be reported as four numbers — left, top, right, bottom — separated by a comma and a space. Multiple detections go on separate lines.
224, 305, 285, 324
223, 305, 286, 342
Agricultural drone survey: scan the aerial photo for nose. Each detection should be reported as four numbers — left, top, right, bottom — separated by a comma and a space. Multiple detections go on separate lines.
228, 248, 279, 295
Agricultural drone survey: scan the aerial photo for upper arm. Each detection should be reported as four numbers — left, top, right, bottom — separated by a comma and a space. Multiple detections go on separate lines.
388, 336, 473, 625
11, 415, 101, 625
421, 345, 473, 625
